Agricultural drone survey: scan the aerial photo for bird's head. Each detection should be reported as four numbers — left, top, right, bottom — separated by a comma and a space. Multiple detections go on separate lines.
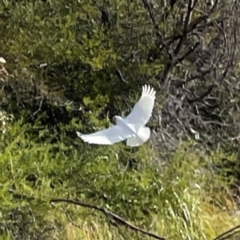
113, 115, 122, 124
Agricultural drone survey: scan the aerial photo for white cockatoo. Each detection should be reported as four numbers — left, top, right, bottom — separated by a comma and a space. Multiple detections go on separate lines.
77, 85, 156, 147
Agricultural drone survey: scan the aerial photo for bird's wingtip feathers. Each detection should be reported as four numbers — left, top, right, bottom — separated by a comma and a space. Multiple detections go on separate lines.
142, 85, 156, 98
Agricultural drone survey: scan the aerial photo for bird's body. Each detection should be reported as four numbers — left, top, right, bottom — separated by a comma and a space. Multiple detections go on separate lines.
77, 85, 156, 146
115, 116, 136, 135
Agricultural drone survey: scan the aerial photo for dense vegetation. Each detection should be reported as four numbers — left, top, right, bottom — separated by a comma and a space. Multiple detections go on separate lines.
1, 0, 240, 239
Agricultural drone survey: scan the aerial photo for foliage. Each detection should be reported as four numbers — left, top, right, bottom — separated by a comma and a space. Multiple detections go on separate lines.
1, 0, 240, 239
0, 0, 161, 125
1, 0, 240, 151
0, 121, 240, 240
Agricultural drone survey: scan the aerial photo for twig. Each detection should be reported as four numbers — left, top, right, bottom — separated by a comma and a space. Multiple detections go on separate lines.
187, 84, 215, 103
116, 69, 127, 83
174, 0, 196, 55
175, 42, 200, 65
213, 224, 240, 240
50, 198, 167, 240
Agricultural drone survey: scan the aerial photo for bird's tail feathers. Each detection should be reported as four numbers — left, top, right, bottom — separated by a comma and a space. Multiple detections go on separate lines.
126, 127, 150, 147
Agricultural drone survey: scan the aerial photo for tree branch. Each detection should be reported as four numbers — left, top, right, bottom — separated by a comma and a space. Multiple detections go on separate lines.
213, 224, 240, 240
187, 84, 215, 103
174, 0, 196, 55
50, 198, 167, 240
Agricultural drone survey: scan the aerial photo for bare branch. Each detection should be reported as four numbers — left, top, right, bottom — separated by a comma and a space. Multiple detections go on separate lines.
187, 84, 215, 103
213, 224, 240, 240
50, 198, 167, 240
174, 0, 196, 55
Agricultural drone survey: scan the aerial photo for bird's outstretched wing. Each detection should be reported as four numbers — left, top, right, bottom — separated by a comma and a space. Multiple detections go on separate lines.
76, 125, 134, 145
125, 85, 156, 128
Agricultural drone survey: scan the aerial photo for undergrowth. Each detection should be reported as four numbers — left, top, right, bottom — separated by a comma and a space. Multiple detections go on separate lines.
0, 120, 239, 240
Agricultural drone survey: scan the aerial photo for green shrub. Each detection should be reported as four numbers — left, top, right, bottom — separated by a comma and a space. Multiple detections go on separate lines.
0, 121, 239, 239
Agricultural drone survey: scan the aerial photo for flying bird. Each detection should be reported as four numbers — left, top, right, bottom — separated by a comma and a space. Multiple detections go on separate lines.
77, 85, 156, 147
